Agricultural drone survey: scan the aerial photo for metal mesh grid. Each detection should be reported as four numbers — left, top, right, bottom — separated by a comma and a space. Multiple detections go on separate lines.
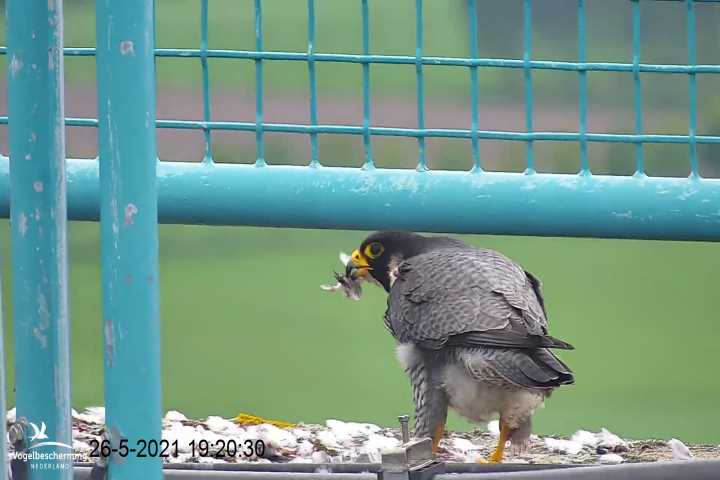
1, 0, 720, 241
2, 0, 720, 175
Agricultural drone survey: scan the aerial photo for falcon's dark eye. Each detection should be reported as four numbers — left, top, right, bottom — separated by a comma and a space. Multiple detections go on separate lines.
364, 242, 385, 259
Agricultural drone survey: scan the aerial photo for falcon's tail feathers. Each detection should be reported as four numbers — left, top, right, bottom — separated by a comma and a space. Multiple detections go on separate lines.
473, 347, 575, 389
445, 331, 574, 351
530, 348, 575, 386
543, 335, 574, 350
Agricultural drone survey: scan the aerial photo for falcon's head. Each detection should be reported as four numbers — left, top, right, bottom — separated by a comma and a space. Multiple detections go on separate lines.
346, 231, 464, 291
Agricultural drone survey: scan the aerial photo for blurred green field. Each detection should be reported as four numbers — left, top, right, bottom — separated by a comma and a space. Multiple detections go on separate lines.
1, 221, 719, 444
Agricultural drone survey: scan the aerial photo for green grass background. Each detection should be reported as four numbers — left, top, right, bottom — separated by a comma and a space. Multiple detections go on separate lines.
1, 221, 719, 444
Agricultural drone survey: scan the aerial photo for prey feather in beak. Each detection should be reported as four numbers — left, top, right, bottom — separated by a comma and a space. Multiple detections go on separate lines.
320, 252, 366, 300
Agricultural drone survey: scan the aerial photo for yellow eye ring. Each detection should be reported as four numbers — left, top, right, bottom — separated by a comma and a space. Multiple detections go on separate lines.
364, 242, 384, 259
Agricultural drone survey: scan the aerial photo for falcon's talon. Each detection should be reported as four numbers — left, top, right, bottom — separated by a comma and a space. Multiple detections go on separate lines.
489, 452, 504, 464
334, 232, 575, 463
475, 456, 489, 464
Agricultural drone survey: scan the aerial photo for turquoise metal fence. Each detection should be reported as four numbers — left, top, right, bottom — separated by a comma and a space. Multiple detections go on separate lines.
1, 0, 720, 240
0, 0, 720, 479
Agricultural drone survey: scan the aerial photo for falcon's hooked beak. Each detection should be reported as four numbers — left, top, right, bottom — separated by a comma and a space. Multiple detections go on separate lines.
346, 249, 372, 280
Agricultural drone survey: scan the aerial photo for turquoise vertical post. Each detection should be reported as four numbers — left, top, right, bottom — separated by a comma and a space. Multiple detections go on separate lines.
95, 1, 162, 479
7, 0, 73, 478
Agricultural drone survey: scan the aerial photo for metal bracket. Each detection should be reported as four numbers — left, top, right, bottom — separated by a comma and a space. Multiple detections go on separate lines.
378, 416, 445, 480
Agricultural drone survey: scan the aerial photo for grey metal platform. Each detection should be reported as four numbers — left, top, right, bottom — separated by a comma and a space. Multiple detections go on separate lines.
71, 460, 720, 480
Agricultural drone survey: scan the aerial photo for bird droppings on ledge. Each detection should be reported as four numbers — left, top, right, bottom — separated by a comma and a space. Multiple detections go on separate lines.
5, 408, 719, 465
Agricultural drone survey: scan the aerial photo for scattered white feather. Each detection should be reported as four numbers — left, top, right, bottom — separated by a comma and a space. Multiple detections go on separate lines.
570, 430, 598, 447
365, 433, 400, 452
451, 437, 480, 454
164, 410, 187, 422
325, 420, 355, 447
168, 453, 193, 464
255, 423, 298, 449
7, 407, 16, 423
73, 439, 91, 452
668, 438, 692, 460
197, 455, 229, 464
326, 419, 381, 446
311, 450, 332, 463
544, 437, 584, 455
193, 427, 225, 447
353, 449, 378, 463
597, 428, 627, 449
205, 416, 242, 435
598, 453, 624, 464
162, 422, 198, 453
7, 408, 699, 466
73, 406, 105, 424
316, 429, 340, 449
487, 420, 500, 437
291, 427, 312, 441
296, 440, 314, 457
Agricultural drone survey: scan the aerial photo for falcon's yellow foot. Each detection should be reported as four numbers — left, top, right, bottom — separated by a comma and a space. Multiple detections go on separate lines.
474, 456, 489, 464
489, 450, 504, 464
233, 412, 296, 429
488, 419, 511, 464
432, 423, 446, 453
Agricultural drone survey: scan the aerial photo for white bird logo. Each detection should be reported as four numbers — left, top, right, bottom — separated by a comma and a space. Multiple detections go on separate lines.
29, 422, 48, 442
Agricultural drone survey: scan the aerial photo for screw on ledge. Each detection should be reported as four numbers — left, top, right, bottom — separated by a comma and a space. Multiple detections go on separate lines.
398, 415, 410, 444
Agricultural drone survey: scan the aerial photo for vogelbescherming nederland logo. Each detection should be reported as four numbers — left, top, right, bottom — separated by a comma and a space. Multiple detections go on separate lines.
10, 420, 88, 470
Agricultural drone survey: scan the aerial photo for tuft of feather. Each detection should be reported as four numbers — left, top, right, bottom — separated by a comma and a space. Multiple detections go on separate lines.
487, 420, 500, 437
598, 453, 624, 464
321, 252, 364, 300
544, 437, 584, 455
320, 272, 363, 300
668, 438, 692, 460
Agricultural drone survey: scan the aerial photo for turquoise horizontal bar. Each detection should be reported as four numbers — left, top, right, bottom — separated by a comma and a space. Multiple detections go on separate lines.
0, 156, 718, 241
1, 116, 716, 145
1, 46, 720, 74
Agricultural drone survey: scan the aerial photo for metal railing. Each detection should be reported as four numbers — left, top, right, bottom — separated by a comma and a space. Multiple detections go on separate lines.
2, 0, 720, 239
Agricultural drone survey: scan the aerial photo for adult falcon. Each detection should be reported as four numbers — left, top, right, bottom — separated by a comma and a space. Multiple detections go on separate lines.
342, 231, 574, 463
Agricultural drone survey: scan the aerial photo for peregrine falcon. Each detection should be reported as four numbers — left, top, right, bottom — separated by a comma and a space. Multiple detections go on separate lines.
341, 231, 574, 463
